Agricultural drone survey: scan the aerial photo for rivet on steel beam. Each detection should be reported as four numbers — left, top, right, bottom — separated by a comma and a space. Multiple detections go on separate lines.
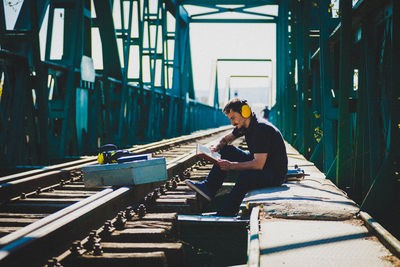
145, 192, 155, 205
84, 231, 100, 251
137, 204, 146, 218
100, 220, 115, 238
114, 211, 127, 230
165, 181, 172, 191
159, 185, 166, 195
153, 188, 160, 198
171, 180, 177, 190
60, 179, 65, 186
20, 192, 26, 199
47, 257, 61, 267
93, 242, 103, 256
70, 241, 83, 256
183, 170, 190, 179
151, 191, 158, 201
125, 206, 134, 220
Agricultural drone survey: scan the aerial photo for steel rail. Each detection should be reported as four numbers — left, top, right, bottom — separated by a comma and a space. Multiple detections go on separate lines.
0, 188, 114, 247
0, 187, 132, 266
0, 132, 230, 266
0, 126, 231, 203
0, 126, 231, 184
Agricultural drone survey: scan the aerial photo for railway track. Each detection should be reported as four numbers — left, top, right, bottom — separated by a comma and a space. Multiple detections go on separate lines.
0, 126, 241, 266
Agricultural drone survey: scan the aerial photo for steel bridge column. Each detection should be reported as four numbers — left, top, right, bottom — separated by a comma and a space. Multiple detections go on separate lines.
171, 6, 193, 135
300, 0, 312, 158
93, 0, 123, 147
92, 0, 123, 81
0, 1, 5, 33
276, 0, 289, 134
361, 0, 400, 239
336, 0, 353, 190
286, 2, 297, 144
286, 1, 297, 145
319, 0, 336, 174
144, 0, 165, 140
58, 1, 86, 158
30, 0, 50, 163
352, 17, 369, 204
117, 0, 136, 145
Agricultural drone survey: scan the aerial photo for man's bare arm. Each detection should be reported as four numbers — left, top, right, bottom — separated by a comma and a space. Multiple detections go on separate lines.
211, 133, 236, 152
218, 153, 267, 171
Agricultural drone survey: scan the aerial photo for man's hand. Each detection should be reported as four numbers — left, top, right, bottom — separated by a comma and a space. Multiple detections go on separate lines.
217, 153, 268, 171
211, 135, 230, 153
210, 144, 221, 153
217, 159, 233, 171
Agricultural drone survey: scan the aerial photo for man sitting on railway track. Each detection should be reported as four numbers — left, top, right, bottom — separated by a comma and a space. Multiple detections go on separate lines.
185, 98, 288, 217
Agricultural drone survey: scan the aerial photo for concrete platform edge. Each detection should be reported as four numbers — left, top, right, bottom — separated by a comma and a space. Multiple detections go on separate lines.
360, 211, 400, 258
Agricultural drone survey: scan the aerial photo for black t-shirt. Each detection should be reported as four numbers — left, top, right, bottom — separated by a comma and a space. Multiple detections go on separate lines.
232, 116, 288, 178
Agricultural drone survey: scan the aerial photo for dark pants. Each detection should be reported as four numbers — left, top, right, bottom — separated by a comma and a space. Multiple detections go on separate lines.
204, 145, 283, 216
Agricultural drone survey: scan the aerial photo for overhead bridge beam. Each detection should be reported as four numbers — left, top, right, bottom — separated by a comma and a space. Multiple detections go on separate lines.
182, 0, 278, 4
190, 18, 277, 23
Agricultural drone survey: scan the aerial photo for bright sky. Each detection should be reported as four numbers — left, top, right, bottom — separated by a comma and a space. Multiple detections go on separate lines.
185, 4, 277, 112
189, 22, 276, 95
3, 1, 278, 105
3, 1, 289, 113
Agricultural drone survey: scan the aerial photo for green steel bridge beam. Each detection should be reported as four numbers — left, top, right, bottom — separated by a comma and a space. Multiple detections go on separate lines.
336, 0, 353, 190
227, 75, 271, 108
278, 0, 399, 237
358, 0, 400, 238
276, 0, 289, 141
284, 0, 296, 144
299, 0, 313, 159
318, 0, 337, 175
214, 59, 273, 109
182, 0, 278, 4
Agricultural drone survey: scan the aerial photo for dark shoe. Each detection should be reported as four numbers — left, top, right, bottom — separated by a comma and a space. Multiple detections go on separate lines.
185, 180, 212, 201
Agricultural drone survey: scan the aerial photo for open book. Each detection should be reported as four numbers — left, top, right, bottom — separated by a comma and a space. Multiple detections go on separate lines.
196, 144, 221, 165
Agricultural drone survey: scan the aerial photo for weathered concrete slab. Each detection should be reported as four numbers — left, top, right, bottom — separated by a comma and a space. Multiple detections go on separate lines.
242, 141, 359, 220
258, 218, 396, 266
245, 141, 400, 267
77, 252, 167, 266
243, 176, 359, 220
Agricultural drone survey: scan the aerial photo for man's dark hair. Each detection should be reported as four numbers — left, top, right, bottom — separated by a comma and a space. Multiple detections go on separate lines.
223, 98, 247, 114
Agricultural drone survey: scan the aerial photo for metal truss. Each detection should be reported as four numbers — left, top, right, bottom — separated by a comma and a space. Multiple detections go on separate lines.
2, 0, 398, 238
0, 0, 227, 171
273, 0, 399, 238
213, 59, 272, 108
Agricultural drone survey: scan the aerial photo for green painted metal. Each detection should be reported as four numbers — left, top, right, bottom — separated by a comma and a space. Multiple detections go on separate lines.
1, 0, 399, 239
359, 1, 400, 238
275, 0, 286, 139
182, 0, 278, 4
228, 75, 271, 107
336, 0, 353, 190
300, 0, 312, 158
214, 59, 272, 109
0, 0, 228, 171
272, 0, 399, 237
318, 0, 337, 175
285, 0, 297, 144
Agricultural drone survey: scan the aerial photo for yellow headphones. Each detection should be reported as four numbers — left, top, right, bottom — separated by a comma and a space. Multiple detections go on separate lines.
241, 101, 252, 118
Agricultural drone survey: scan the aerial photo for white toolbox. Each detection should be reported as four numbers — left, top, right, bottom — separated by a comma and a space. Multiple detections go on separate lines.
82, 157, 167, 188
